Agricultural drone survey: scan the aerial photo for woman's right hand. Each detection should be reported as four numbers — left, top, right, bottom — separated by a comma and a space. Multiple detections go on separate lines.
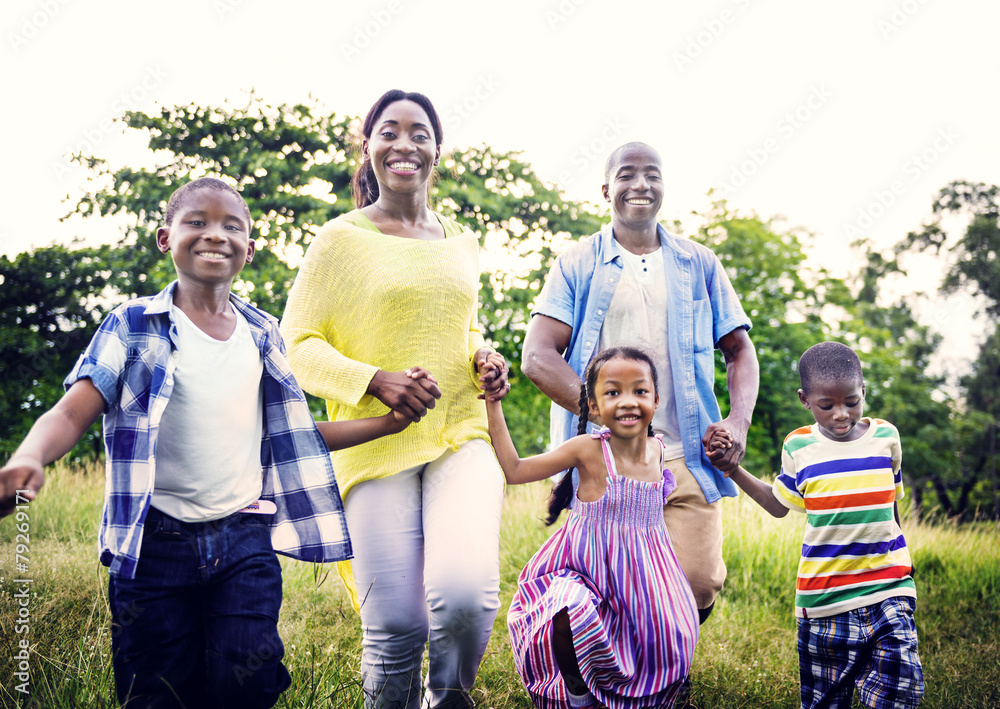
368, 368, 442, 422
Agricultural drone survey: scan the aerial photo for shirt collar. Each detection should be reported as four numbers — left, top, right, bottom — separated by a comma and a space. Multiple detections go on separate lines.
143, 280, 271, 341
600, 221, 688, 264
144, 281, 177, 315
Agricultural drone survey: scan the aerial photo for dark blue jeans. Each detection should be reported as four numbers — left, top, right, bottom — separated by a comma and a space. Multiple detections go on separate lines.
109, 507, 290, 709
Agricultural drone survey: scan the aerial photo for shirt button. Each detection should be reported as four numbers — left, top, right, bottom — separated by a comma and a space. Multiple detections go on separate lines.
597, 310, 603, 315
609, 277, 615, 282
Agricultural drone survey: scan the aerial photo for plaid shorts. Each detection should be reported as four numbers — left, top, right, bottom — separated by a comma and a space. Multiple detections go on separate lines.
798, 596, 924, 709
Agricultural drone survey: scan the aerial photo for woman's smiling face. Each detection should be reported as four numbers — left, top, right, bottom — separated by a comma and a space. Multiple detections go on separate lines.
363, 99, 441, 198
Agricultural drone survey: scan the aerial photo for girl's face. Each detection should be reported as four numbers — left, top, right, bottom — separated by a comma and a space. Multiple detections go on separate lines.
362, 99, 440, 198
588, 357, 659, 440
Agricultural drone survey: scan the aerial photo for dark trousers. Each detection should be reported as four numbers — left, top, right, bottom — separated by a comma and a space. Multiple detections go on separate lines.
109, 507, 290, 709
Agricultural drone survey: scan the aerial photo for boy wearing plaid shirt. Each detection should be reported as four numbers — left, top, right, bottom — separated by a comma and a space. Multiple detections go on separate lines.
720, 341, 923, 709
0, 178, 428, 708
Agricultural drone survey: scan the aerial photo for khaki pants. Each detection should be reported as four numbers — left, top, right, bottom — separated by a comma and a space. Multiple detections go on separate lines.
663, 457, 727, 610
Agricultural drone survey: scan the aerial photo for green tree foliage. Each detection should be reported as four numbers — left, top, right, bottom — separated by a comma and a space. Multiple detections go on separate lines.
436, 146, 603, 452
69, 98, 359, 311
892, 179, 1000, 518
0, 246, 110, 458
4, 96, 603, 458
839, 255, 960, 517
692, 201, 837, 473
901, 180, 1000, 315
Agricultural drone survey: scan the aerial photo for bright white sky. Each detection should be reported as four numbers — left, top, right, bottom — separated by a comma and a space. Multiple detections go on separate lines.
2, 0, 997, 381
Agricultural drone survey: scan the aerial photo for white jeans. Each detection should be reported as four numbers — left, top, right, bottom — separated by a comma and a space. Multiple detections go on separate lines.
344, 439, 505, 709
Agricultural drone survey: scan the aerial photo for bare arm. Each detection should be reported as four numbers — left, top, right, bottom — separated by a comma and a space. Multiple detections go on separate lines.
485, 397, 584, 485
521, 314, 582, 415
728, 466, 789, 518
704, 327, 759, 473
316, 411, 411, 451
0, 379, 105, 515
318, 367, 438, 449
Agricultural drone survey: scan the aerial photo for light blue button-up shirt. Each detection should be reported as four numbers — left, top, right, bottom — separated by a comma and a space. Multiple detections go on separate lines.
532, 223, 751, 502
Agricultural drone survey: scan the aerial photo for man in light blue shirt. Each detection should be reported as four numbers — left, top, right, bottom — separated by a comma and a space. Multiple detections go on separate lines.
523, 142, 759, 628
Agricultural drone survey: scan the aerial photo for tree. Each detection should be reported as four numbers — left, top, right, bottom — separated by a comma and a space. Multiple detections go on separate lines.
900, 180, 1000, 316
0, 245, 110, 458
889, 180, 1000, 519
839, 261, 961, 518
19, 96, 605, 456
691, 200, 837, 473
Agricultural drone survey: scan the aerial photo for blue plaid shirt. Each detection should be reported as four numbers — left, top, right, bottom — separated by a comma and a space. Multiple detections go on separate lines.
66, 282, 352, 578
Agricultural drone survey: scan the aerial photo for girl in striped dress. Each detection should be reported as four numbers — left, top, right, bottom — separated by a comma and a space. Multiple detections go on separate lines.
484, 347, 700, 708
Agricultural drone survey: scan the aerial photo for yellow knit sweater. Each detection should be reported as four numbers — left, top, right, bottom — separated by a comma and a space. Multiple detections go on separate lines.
281, 209, 491, 499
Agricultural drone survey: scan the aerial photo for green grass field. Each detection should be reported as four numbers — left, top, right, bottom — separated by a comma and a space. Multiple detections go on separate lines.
1, 462, 998, 708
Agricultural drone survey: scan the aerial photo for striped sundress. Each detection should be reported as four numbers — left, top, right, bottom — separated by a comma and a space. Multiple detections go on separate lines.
507, 431, 700, 709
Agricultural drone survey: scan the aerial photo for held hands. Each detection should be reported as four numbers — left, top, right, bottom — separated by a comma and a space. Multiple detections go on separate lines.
703, 418, 748, 474
0, 457, 45, 518
369, 367, 441, 423
475, 349, 510, 402
704, 430, 736, 477
384, 368, 439, 429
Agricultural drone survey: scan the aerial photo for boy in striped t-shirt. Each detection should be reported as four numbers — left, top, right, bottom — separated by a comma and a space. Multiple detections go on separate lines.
720, 341, 924, 709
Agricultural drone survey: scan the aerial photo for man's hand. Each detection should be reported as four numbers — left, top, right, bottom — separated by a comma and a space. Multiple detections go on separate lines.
703, 417, 748, 474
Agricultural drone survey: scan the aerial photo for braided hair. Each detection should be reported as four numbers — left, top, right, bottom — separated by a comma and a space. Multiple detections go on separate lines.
544, 346, 658, 525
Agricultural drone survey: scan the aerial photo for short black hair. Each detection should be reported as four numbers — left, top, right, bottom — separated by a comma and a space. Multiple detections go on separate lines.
603, 141, 659, 183
164, 177, 252, 230
798, 341, 863, 393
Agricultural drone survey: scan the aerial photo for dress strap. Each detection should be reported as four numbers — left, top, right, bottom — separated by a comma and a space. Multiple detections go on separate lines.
589, 428, 618, 478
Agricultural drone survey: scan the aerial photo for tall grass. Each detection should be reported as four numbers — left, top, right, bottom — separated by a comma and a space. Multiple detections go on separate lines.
1, 461, 997, 708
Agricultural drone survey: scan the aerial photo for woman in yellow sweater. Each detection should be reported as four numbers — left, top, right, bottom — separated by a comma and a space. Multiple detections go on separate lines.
281, 89, 509, 709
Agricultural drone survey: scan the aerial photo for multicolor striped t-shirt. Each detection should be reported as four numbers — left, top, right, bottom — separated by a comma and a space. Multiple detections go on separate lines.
772, 417, 915, 619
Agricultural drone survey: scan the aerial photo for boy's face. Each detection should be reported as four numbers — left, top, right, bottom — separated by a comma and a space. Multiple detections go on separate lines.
156, 188, 254, 285
798, 378, 866, 441
602, 145, 663, 229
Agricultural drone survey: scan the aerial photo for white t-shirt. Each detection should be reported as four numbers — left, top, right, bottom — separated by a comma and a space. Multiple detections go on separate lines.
151, 304, 264, 522
598, 243, 684, 459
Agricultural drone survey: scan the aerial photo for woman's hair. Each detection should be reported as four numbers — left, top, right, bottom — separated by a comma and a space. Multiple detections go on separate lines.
350, 89, 444, 209
545, 347, 659, 525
